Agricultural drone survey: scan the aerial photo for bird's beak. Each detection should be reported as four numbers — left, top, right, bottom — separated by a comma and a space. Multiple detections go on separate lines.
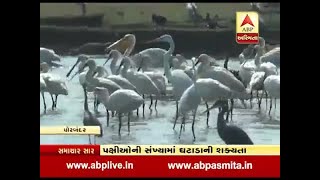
144, 37, 161, 44
137, 66, 142, 72
66, 60, 80, 77
201, 100, 222, 114
106, 37, 129, 54
103, 55, 111, 66
93, 71, 98, 77
116, 61, 124, 74
195, 59, 200, 66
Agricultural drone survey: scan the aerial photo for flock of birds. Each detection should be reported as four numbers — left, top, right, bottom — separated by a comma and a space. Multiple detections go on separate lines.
40, 34, 280, 145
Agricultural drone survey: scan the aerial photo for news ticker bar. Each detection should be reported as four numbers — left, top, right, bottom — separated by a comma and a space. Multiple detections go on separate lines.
40, 126, 100, 135
40, 145, 280, 156
41, 155, 280, 178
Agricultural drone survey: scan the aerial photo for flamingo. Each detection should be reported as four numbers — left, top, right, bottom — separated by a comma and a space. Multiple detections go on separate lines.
82, 84, 103, 144
146, 34, 193, 123
118, 56, 160, 117
40, 62, 68, 111
264, 75, 280, 116
215, 100, 254, 144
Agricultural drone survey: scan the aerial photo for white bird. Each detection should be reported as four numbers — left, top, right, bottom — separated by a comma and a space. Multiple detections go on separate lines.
177, 84, 201, 140
106, 34, 169, 68
195, 54, 248, 98
101, 88, 144, 136
196, 78, 233, 126
40, 64, 49, 113
40, 47, 62, 67
104, 49, 123, 75
136, 54, 167, 112
79, 59, 122, 94
118, 56, 160, 117
263, 75, 280, 116
260, 47, 280, 68
146, 34, 193, 123
40, 62, 68, 111
248, 71, 266, 109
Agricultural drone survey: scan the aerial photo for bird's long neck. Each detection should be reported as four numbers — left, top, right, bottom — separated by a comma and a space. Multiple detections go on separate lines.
85, 64, 96, 83
164, 39, 175, 81
83, 85, 89, 112
254, 47, 264, 67
120, 65, 128, 78
110, 56, 120, 75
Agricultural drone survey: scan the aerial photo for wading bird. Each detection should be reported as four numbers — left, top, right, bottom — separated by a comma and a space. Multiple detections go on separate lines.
146, 35, 193, 124
82, 84, 103, 144
263, 75, 280, 116
118, 56, 160, 117
41, 62, 68, 111
214, 100, 254, 145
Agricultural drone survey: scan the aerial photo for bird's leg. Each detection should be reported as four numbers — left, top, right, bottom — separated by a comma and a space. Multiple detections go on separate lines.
205, 102, 210, 127
136, 109, 139, 117
106, 109, 110, 127
274, 98, 277, 110
230, 99, 234, 121
118, 113, 122, 136
179, 116, 186, 139
154, 98, 158, 113
265, 91, 268, 109
93, 95, 97, 112
127, 112, 130, 134
173, 101, 179, 130
51, 95, 55, 110
41, 92, 47, 114
269, 98, 273, 116
192, 109, 197, 141
250, 91, 253, 108
88, 135, 91, 144
175, 100, 179, 121
226, 100, 230, 122
257, 91, 261, 110
149, 95, 153, 113
240, 99, 247, 109
54, 95, 58, 109
142, 94, 145, 118
112, 111, 115, 117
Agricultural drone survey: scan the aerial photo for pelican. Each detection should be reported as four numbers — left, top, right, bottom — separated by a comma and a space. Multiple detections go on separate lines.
82, 84, 103, 144
263, 75, 280, 116
118, 56, 160, 117
146, 34, 193, 123
40, 47, 62, 67
40, 62, 68, 110
106, 34, 169, 68
99, 88, 144, 136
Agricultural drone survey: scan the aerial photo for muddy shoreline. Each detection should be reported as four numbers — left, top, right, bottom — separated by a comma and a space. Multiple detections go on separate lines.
40, 26, 280, 56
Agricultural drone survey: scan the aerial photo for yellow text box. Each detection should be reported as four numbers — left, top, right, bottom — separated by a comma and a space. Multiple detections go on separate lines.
40, 126, 101, 135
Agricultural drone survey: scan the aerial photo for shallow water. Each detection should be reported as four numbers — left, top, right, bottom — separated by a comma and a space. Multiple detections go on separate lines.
40, 56, 280, 145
